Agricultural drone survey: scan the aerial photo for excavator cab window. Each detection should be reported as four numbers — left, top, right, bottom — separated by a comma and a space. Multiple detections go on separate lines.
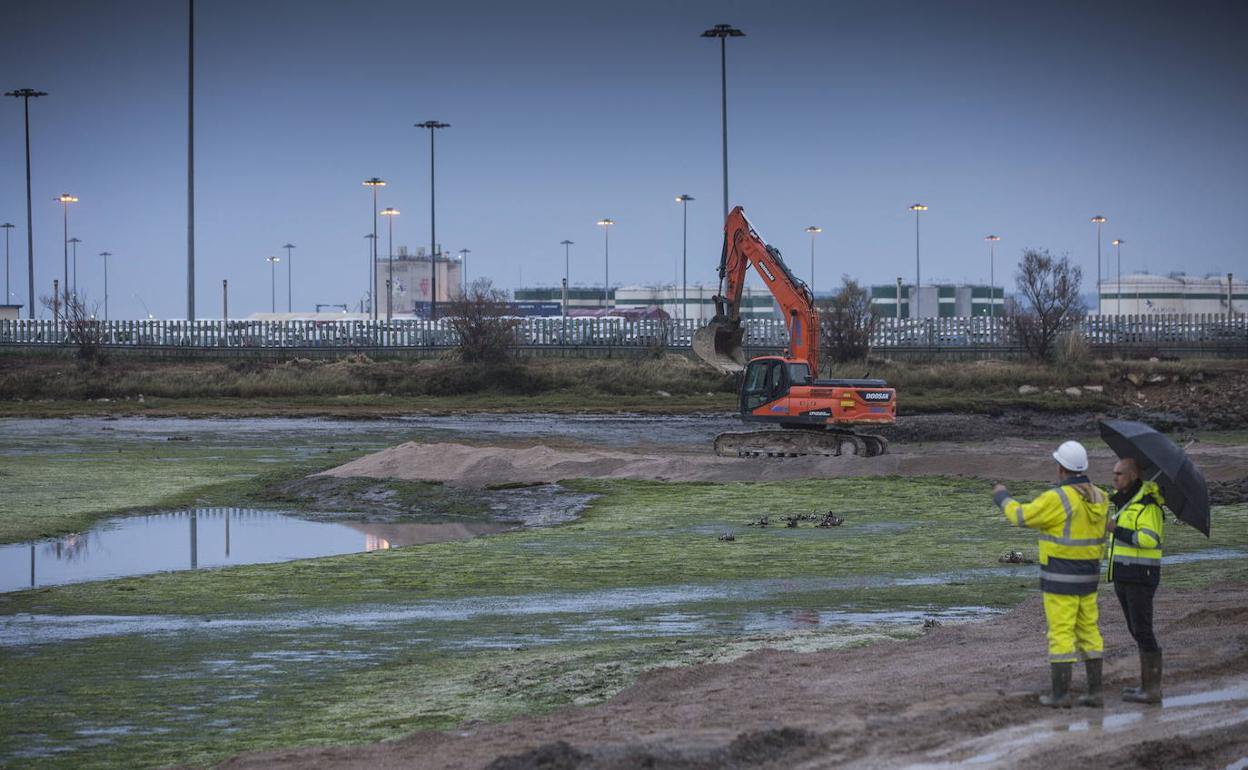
786, 363, 810, 386
742, 359, 788, 411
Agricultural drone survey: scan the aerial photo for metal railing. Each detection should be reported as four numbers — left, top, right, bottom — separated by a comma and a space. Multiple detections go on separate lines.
1, 314, 1244, 353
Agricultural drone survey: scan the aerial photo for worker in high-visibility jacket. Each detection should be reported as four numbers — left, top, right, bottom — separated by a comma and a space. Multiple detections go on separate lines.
993, 441, 1110, 708
1107, 457, 1165, 703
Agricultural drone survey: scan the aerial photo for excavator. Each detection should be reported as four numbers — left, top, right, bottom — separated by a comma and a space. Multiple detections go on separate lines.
692, 206, 895, 457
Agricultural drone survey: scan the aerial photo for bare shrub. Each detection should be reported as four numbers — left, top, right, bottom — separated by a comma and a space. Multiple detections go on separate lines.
444, 279, 521, 363
819, 276, 878, 367
1008, 249, 1085, 362
41, 289, 107, 368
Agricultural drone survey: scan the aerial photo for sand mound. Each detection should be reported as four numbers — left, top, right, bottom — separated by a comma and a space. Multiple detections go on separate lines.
319, 438, 1248, 488
318, 441, 877, 486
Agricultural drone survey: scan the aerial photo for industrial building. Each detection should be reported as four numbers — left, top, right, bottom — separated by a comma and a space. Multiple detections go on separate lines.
870, 283, 1003, 319
373, 246, 462, 317
513, 284, 777, 320
1097, 273, 1244, 315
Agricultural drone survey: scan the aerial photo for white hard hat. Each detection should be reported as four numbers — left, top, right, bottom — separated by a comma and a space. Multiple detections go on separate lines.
1052, 440, 1089, 472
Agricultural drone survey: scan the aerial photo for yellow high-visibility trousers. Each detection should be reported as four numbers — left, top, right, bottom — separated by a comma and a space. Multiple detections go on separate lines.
1042, 592, 1103, 664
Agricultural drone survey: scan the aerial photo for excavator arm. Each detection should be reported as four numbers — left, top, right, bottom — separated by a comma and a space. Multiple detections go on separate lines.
693, 206, 821, 374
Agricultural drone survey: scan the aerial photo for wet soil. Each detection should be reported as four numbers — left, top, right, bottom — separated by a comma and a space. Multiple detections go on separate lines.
216, 582, 1248, 770
1210, 478, 1248, 505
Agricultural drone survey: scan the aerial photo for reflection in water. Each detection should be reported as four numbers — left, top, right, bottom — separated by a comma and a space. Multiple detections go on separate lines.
1, 508, 516, 593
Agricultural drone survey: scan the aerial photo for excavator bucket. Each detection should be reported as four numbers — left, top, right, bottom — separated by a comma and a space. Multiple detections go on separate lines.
692, 319, 747, 373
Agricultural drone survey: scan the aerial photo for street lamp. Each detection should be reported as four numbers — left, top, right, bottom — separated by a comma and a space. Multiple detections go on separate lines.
6, 88, 48, 319
676, 195, 694, 320
1, 223, 13, 305
984, 235, 1000, 318
701, 24, 745, 221
560, 240, 574, 318
68, 237, 81, 299
363, 233, 376, 314
415, 120, 450, 320
908, 203, 927, 317
804, 226, 821, 296
1091, 215, 1106, 313
55, 194, 78, 307
266, 256, 280, 313
99, 251, 112, 320
282, 243, 295, 312
380, 207, 400, 320
1112, 239, 1124, 316
458, 248, 470, 294
362, 177, 386, 320
596, 219, 614, 308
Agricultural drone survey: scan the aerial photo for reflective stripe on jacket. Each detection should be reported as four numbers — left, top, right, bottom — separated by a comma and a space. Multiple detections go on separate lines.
1108, 479, 1164, 585
995, 476, 1109, 596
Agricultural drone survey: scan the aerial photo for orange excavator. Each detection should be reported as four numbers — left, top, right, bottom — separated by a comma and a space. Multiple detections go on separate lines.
692, 206, 895, 457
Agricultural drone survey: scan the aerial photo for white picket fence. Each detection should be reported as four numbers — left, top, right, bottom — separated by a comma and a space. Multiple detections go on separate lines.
0, 314, 1244, 352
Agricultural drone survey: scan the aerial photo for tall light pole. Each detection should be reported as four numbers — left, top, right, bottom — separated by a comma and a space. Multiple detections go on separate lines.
701, 24, 744, 222
458, 248, 470, 294
1, 223, 13, 305
99, 251, 111, 320
68, 237, 81, 299
596, 219, 614, 308
363, 233, 376, 314
984, 235, 1000, 318
804, 226, 821, 295
415, 120, 450, 320
187, 0, 195, 321
1112, 239, 1124, 316
380, 207, 399, 320
56, 194, 78, 306
1091, 215, 1106, 313
676, 195, 694, 320
266, 256, 280, 313
5, 88, 47, 319
362, 177, 385, 320
560, 240, 573, 317
282, 243, 295, 312
908, 203, 927, 317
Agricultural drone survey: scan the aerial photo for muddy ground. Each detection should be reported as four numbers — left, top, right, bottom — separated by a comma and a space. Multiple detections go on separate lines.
217, 582, 1248, 770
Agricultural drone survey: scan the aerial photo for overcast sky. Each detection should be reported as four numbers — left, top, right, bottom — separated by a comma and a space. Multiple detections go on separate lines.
2, 0, 1245, 318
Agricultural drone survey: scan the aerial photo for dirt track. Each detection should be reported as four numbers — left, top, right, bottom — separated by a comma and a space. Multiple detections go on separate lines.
320, 436, 1248, 487
217, 583, 1248, 770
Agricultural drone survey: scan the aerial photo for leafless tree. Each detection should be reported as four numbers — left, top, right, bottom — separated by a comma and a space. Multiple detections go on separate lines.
444, 278, 520, 363
41, 289, 107, 367
819, 276, 878, 366
1008, 248, 1085, 361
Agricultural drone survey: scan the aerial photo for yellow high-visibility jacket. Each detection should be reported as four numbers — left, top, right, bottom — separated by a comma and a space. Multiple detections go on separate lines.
1108, 480, 1164, 585
995, 476, 1109, 595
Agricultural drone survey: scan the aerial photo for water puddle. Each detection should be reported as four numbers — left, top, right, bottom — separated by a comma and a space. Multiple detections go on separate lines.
907, 678, 1248, 770
0, 573, 1001, 647
0, 508, 513, 593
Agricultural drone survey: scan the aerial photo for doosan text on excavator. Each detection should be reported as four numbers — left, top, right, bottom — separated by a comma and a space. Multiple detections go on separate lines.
692, 206, 896, 457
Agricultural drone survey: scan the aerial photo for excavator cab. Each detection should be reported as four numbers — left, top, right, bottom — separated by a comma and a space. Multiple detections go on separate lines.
741, 358, 788, 411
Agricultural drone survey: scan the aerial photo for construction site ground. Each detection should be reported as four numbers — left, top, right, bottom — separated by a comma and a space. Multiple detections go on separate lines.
219, 583, 1248, 770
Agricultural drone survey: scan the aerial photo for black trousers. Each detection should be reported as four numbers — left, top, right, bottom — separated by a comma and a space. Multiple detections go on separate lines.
1114, 580, 1160, 653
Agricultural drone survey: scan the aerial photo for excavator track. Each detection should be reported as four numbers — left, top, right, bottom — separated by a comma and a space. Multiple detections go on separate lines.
713, 430, 889, 459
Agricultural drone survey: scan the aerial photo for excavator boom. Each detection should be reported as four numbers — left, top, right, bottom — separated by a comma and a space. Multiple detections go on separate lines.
692, 207, 820, 374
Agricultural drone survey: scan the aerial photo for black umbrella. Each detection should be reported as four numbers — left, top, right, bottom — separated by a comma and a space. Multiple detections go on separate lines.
1099, 419, 1210, 537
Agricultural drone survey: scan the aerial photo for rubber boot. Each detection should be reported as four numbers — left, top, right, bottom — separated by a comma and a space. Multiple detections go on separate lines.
1076, 658, 1103, 707
1039, 662, 1073, 708
1122, 651, 1163, 704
